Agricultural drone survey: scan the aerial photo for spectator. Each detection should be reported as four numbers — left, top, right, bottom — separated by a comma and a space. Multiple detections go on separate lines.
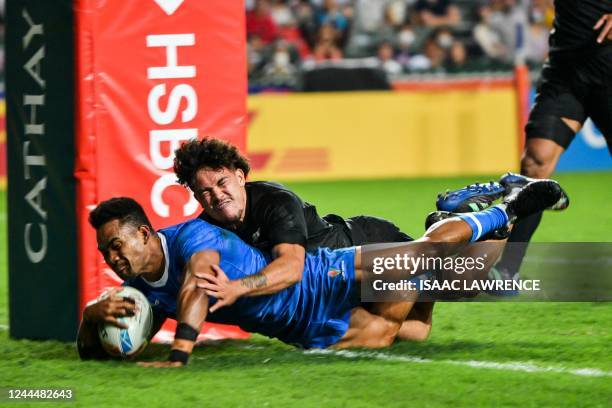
263, 40, 299, 85
247, 34, 269, 77
377, 40, 403, 75
409, 32, 447, 71
247, 0, 279, 45
268, 1, 312, 58
353, 0, 389, 35
295, 0, 319, 49
473, 3, 508, 61
315, 0, 353, 47
312, 23, 344, 61
269, 0, 294, 27
445, 40, 471, 71
433, 27, 455, 51
346, 0, 405, 57
413, 0, 461, 28
395, 23, 418, 68
385, 1, 407, 29
526, 4, 549, 64
488, 0, 529, 63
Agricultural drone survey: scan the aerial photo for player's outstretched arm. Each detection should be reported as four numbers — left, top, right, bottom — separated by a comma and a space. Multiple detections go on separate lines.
140, 250, 218, 367
76, 287, 136, 360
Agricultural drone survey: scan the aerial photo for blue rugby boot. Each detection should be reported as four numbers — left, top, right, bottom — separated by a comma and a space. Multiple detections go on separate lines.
436, 181, 506, 213
500, 172, 569, 211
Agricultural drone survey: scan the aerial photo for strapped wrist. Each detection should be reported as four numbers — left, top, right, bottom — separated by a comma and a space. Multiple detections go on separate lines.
175, 322, 199, 342
168, 349, 189, 365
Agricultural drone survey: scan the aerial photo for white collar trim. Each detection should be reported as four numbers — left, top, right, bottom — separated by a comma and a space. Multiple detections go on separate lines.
142, 233, 169, 288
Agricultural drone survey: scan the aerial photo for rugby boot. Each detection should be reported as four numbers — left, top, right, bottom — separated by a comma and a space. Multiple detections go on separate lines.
500, 172, 569, 211
436, 181, 505, 213
502, 179, 568, 222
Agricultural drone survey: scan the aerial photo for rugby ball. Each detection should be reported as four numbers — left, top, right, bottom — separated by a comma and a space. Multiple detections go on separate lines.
98, 286, 153, 358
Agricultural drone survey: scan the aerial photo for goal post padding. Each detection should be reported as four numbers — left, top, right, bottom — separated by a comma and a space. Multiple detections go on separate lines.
8, 0, 248, 341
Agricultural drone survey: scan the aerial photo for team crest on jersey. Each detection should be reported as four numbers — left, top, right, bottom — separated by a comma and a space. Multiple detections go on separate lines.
328, 262, 346, 279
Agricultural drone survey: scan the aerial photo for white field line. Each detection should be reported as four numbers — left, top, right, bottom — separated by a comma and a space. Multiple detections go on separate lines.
305, 349, 612, 378
0, 322, 607, 378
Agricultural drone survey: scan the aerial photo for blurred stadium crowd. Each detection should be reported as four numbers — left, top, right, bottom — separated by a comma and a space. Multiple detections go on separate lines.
246, 0, 553, 90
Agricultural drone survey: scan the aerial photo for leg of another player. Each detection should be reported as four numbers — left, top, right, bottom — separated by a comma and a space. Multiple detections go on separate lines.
521, 133, 573, 180
501, 127, 575, 275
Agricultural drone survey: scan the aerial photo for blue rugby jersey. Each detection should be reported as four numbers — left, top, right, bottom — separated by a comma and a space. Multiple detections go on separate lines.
126, 219, 359, 348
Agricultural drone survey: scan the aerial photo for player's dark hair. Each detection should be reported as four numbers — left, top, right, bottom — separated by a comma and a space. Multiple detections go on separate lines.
173, 138, 250, 188
89, 197, 153, 230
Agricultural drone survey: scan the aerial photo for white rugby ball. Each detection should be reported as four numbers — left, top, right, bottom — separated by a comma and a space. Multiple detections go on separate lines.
98, 286, 153, 358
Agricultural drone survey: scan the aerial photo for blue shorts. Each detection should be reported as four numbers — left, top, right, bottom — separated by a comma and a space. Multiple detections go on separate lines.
285, 247, 360, 349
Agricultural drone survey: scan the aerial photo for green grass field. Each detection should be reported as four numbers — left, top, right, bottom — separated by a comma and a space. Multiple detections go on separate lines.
0, 173, 611, 407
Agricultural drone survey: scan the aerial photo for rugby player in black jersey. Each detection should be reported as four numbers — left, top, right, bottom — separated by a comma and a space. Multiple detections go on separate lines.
495, 1, 611, 281
173, 138, 441, 340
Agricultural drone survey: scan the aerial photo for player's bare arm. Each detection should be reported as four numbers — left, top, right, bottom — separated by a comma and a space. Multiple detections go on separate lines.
594, 13, 612, 43
139, 250, 217, 367
197, 243, 306, 312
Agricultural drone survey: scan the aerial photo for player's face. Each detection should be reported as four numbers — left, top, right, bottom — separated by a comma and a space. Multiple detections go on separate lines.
96, 220, 150, 281
191, 167, 247, 227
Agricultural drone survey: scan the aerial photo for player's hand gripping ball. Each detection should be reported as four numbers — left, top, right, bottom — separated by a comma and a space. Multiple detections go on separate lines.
98, 287, 153, 358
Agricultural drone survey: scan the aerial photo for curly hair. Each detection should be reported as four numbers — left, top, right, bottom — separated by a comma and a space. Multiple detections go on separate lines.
173, 138, 250, 187
89, 197, 153, 230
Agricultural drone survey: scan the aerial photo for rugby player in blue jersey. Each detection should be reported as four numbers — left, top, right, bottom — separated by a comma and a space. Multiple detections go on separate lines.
77, 178, 566, 366
172, 138, 508, 340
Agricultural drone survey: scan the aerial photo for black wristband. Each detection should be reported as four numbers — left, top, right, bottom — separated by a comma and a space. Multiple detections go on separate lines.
175, 322, 199, 342
168, 349, 189, 365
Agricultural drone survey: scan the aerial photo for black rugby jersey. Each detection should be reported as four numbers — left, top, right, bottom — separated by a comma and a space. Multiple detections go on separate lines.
549, 0, 612, 82
199, 181, 346, 253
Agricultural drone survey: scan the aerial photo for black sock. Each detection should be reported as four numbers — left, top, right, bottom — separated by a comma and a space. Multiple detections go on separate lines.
496, 211, 543, 274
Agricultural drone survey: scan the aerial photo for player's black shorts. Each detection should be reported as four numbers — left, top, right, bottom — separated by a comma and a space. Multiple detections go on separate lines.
318, 214, 413, 249
343, 215, 413, 245
525, 59, 612, 153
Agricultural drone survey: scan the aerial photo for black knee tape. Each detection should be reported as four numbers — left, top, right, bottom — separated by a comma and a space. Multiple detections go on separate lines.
525, 114, 576, 149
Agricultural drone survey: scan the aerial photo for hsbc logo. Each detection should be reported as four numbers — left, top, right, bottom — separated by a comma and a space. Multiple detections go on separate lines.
146, 0, 198, 218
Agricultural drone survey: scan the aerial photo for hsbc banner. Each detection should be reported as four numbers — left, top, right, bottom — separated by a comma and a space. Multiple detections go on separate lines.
7, 0, 247, 341
75, 0, 248, 341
